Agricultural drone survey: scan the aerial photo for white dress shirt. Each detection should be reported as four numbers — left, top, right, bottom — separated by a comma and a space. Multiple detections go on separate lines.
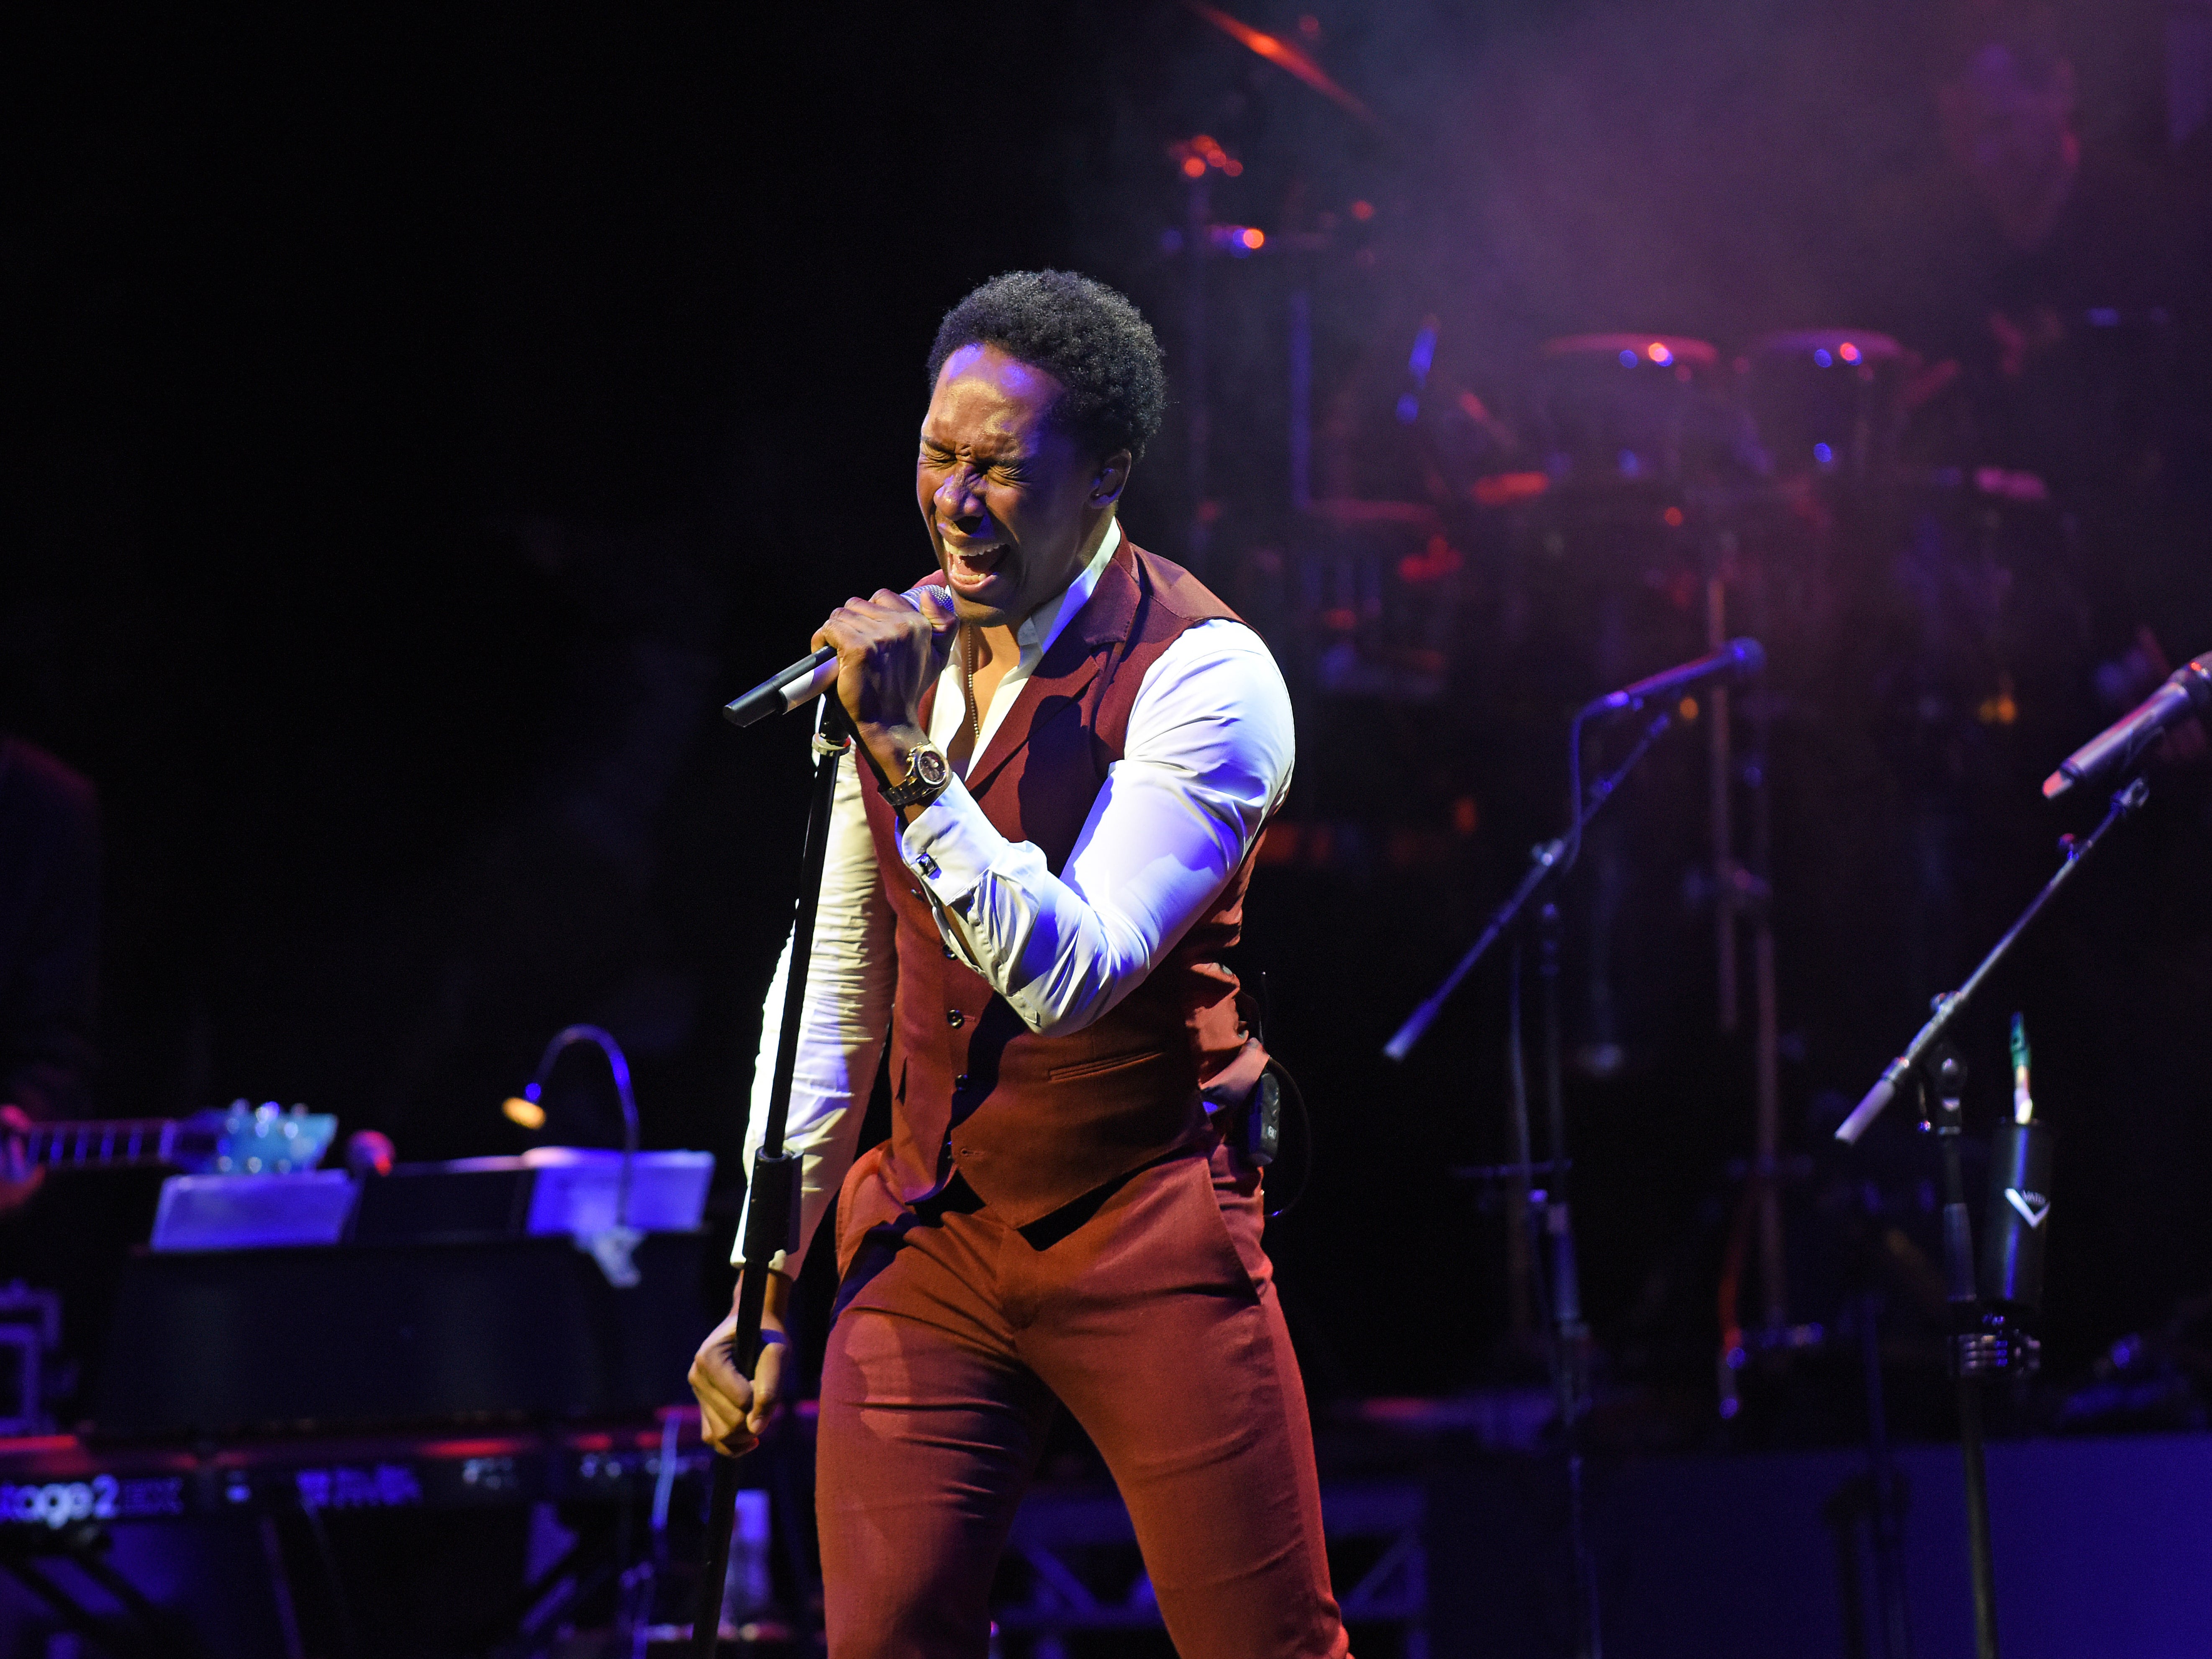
734, 520, 1294, 1274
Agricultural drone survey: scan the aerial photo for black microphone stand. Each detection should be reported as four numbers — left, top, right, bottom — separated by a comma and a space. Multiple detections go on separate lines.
1388, 707, 1674, 1659
691, 692, 852, 1656
1832, 774, 2150, 1659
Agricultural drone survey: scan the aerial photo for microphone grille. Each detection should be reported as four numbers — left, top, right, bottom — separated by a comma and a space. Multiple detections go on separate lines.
1730, 637, 1767, 676
2179, 652, 2212, 714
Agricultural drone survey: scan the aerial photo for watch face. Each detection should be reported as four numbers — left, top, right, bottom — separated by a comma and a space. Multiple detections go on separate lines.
914, 748, 949, 787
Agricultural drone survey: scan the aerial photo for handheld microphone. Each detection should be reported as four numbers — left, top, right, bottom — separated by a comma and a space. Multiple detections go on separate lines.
722, 579, 955, 728
2042, 651, 2212, 799
1584, 638, 1765, 716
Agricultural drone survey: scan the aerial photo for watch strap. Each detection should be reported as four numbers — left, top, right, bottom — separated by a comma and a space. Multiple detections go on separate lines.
878, 740, 951, 809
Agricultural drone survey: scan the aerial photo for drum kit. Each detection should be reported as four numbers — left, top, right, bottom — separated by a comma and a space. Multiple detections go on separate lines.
1238, 306, 2117, 1372
1259, 314, 2090, 829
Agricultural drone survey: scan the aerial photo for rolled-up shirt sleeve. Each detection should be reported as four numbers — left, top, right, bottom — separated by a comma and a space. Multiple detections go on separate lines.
895, 620, 1293, 1037
731, 747, 894, 1275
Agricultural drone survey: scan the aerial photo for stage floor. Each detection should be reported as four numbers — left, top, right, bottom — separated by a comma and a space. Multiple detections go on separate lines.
0, 1418, 2202, 1656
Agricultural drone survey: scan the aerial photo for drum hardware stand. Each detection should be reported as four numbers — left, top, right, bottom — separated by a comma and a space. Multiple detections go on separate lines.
1706, 567, 1740, 1039
1836, 775, 2147, 1659
1704, 554, 1789, 1337
691, 694, 847, 1656
1388, 707, 1677, 1659
1181, 148, 1214, 572
1288, 285, 1313, 514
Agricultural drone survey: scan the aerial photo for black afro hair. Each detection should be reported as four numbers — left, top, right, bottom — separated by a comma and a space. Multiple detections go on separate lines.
926, 270, 1168, 462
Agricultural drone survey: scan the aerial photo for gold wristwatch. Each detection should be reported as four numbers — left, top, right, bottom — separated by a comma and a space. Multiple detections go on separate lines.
878, 739, 952, 810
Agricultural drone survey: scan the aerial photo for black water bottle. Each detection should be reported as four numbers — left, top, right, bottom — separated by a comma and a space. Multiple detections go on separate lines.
1979, 1014, 2051, 1314
1979, 1120, 2052, 1312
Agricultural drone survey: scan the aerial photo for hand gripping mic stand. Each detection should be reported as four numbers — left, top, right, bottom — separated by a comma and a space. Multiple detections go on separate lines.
1833, 773, 2150, 1659
1387, 705, 1678, 1659
691, 692, 852, 1656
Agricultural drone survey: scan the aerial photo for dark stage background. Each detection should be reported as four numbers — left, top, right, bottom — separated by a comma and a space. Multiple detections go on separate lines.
6, 0, 2212, 1435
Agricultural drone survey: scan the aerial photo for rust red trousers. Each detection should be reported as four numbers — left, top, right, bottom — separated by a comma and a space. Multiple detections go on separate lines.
817, 1133, 1352, 1659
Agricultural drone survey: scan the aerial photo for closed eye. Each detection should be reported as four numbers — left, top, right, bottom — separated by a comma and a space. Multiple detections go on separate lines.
918, 445, 1027, 483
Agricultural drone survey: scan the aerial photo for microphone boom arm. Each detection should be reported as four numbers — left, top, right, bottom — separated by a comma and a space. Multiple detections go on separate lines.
1386, 710, 1673, 1063
1836, 776, 2149, 1144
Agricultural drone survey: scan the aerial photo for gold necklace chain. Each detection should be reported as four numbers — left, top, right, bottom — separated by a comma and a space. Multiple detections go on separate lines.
961, 625, 984, 749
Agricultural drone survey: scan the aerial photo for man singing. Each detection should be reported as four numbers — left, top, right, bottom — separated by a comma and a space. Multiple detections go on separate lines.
690, 270, 1349, 1658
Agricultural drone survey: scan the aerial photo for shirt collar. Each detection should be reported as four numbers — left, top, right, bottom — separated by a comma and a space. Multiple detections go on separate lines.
1015, 519, 1121, 669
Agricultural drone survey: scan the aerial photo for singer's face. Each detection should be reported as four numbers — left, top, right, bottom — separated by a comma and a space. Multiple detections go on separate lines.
917, 343, 1128, 628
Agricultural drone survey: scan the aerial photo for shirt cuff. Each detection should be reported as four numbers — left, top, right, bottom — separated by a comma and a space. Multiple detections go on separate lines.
896, 778, 1008, 911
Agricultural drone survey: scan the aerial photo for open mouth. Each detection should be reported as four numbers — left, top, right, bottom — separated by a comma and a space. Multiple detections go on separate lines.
942, 537, 1008, 594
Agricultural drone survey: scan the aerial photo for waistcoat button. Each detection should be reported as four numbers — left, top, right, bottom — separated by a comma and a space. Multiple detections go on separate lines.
955, 1074, 969, 1089
946, 1009, 965, 1028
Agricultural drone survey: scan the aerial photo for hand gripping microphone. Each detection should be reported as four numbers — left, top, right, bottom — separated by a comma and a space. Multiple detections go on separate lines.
1581, 637, 1765, 717
2043, 650, 2212, 799
722, 580, 955, 728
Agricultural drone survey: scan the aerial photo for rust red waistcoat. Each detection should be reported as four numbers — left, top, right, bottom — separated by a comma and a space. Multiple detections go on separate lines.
854, 537, 1265, 1228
